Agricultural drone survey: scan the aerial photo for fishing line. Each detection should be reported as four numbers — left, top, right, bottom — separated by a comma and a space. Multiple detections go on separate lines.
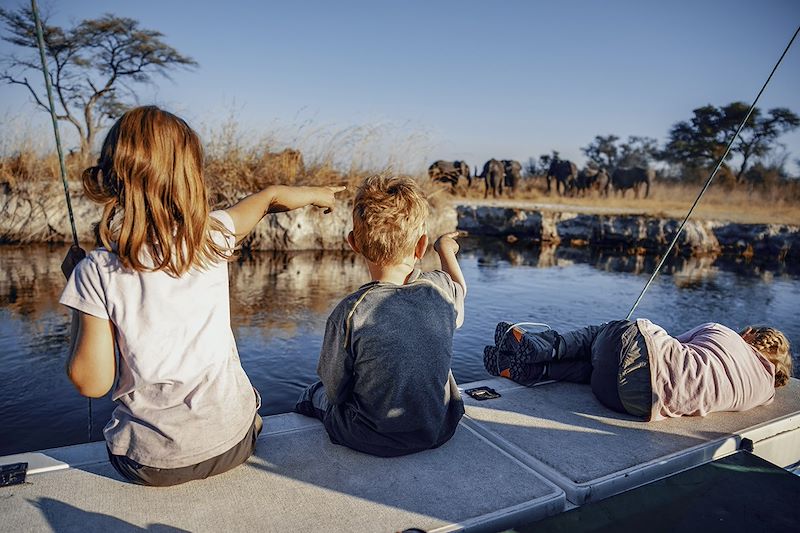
625, 24, 800, 321
30, 0, 92, 442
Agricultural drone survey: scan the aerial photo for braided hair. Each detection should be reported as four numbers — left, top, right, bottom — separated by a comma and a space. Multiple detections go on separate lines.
741, 326, 792, 387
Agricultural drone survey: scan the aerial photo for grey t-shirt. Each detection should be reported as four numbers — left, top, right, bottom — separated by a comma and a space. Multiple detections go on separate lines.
317, 269, 466, 456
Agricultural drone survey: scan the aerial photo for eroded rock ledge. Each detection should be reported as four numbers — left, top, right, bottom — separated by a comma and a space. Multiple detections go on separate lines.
1, 186, 796, 258
456, 205, 800, 259
0, 185, 456, 251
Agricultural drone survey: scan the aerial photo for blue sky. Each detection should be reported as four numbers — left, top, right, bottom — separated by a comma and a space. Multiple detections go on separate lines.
1, 0, 799, 174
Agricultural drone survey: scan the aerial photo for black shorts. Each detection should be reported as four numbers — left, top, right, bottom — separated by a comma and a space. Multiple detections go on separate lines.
590, 320, 652, 418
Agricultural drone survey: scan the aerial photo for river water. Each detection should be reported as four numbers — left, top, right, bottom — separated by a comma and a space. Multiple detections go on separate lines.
1, 241, 798, 456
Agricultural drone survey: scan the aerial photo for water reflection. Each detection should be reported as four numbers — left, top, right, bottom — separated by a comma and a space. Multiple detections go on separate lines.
227, 249, 442, 333
0, 244, 66, 318
0, 241, 794, 325
0, 242, 798, 456
463, 237, 798, 286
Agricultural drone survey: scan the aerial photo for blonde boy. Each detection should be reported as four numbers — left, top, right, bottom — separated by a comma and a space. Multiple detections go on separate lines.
295, 175, 466, 457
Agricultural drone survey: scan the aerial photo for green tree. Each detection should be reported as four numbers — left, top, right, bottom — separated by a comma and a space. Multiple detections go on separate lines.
581, 134, 619, 169
0, 6, 197, 159
581, 135, 659, 170
525, 152, 557, 176
662, 102, 799, 183
618, 136, 659, 168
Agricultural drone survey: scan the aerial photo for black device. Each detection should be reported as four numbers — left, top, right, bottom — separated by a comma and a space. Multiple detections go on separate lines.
0, 462, 28, 487
464, 386, 501, 401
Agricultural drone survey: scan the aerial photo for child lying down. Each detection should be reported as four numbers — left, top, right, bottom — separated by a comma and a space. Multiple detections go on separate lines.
484, 319, 791, 420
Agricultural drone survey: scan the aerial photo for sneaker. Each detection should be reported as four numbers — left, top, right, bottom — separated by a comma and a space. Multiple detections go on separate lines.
483, 345, 547, 386
483, 345, 510, 377
495, 322, 560, 364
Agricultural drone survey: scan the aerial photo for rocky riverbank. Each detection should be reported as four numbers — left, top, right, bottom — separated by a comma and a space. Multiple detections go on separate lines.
457, 205, 800, 260
1, 185, 797, 259
0, 184, 457, 250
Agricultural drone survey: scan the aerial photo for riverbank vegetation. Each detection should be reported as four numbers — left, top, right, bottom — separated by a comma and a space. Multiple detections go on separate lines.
0, 119, 449, 213
1, 123, 799, 226
454, 175, 800, 225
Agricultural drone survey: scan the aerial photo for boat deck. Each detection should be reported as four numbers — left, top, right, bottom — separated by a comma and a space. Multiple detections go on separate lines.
521, 450, 800, 533
2, 378, 799, 532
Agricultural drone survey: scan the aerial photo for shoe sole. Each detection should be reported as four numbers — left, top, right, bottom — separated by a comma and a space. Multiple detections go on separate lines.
484, 345, 545, 385
483, 345, 509, 377
495, 321, 556, 364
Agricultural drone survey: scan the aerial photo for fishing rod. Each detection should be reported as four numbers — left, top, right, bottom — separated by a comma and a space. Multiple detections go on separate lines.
30, 0, 79, 246
625, 24, 800, 321
30, 0, 91, 442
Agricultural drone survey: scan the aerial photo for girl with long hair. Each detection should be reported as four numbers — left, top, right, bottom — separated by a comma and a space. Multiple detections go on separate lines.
60, 106, 344, 486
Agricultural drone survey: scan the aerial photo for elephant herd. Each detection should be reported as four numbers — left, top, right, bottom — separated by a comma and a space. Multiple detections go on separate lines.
428, 158, 653, 199
427, 159, 522, 198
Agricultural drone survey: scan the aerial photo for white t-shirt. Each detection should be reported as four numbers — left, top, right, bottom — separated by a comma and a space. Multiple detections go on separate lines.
60, 211, 257, 468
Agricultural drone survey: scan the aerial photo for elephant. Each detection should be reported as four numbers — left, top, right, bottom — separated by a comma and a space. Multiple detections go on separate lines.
427, 160, 471, 188
477, 159, 505, 198
607, 167, 653, 198
546, 159, 577, 196
574, 167, 609, 196
501, 159, 522, 194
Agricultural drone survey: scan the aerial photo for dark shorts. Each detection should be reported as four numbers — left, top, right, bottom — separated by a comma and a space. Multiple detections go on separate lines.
108, 414, 263, 487
590, 320, 652, 418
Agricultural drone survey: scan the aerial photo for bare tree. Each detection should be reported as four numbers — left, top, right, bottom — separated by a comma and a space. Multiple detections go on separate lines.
1, 6, 197, 159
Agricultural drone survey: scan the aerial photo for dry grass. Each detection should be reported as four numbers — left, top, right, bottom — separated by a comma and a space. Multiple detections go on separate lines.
0, 146, 65, 188
0, 119, 797, 224
0, 119, 447, 208
437, 175, 800, 225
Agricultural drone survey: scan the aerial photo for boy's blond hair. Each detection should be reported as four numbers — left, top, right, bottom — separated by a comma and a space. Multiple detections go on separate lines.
352, 174, 429, 265
741, 326, 792, 387
82, 106, 230, 276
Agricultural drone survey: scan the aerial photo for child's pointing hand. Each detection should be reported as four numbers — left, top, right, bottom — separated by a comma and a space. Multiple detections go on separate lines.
314, 185, 347, 214
434, 231, 461, 256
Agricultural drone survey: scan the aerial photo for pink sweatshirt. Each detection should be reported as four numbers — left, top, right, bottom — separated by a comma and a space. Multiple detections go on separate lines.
637, 320, 776, 421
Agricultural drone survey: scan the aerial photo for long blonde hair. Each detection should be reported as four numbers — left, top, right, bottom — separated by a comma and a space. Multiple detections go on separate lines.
82, 106, 230, 276
741, 326, 793, 387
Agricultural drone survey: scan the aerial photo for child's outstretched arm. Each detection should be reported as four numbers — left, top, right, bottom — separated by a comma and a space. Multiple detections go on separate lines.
434, 232, 466, 328
433, 231, 467, 328
225, 185, 346, 242
434, 231, 467, 296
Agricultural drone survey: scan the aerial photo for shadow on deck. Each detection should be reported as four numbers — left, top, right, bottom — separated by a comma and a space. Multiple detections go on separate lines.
2, 378, 799, 532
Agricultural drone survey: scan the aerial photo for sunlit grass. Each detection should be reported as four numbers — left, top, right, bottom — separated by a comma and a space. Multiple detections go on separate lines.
438, 175, 800, 225
0, 116, 797, 225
